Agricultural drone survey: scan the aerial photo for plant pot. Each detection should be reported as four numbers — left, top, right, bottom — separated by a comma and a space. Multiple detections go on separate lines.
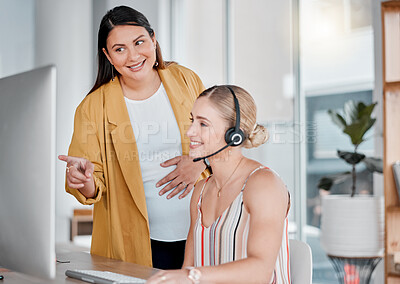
320, 195, 384, 257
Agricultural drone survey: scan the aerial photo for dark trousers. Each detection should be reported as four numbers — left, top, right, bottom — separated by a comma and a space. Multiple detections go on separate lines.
151, 239, 186, 270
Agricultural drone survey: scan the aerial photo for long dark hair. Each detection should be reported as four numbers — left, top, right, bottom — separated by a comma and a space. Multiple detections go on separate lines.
88, 6, 166, 94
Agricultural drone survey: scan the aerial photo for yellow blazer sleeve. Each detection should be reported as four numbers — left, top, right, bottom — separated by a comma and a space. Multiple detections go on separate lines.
66, 102, 106, 205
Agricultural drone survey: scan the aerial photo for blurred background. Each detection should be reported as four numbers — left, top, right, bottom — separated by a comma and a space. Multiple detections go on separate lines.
0, 0, 385, 283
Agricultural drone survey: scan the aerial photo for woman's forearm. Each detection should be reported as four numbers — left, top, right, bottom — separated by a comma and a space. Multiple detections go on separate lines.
196, 257, 273, 284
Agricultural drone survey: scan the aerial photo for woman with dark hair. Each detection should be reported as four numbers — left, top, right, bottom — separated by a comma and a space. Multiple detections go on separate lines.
147, 85, 291, 283
58, 6, 209, 269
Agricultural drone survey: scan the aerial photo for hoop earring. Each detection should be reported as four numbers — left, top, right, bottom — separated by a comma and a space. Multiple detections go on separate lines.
111, 64, 115, 81
154, 61, 159, 67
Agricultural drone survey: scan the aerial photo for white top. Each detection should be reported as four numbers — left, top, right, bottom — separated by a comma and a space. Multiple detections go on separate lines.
124, 83, 191, 241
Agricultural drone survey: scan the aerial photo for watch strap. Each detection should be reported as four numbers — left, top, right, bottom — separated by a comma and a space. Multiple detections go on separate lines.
185, 267, 201, 284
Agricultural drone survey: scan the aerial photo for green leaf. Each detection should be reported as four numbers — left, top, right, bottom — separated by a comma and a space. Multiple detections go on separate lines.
328, 110, 347, 130
343, 116, 376, 146
358, 102, 377, 120
337, 150, 365, 165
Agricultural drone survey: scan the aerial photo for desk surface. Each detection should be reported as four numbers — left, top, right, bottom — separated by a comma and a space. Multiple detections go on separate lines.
0, 243, 158, 283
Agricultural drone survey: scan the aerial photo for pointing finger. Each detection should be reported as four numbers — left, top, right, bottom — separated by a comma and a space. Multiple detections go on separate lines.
58, 155, 68, 162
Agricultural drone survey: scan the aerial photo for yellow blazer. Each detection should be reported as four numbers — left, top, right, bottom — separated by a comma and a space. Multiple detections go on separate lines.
66, 63, 207, 267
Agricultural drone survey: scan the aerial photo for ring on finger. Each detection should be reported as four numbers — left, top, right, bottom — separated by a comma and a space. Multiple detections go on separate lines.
66, 165, 74, 173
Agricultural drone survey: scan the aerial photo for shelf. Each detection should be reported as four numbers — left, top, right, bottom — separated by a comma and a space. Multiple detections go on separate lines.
386, 81, 400, 88
388, 206, 400, 213
379, 2, 400, 283
70, 208, 93, 241
383, 1, 400, 8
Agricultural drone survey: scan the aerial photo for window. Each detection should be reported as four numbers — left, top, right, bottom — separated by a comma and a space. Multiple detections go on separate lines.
171, 0, 297, 235
300, 0, 375, 282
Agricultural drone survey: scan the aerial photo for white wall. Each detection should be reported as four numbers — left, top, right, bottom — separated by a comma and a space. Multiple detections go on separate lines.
300, 0, 375, 96
174, 0, 225, 86
371, 1, 385, 283
372, 0, 384, 197
234, 0, 294, 122
0, 0, 35, 78
34, 0, 94, 242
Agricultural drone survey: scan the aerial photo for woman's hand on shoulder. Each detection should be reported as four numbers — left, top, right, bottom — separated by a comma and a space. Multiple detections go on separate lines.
156, 155, 206, 199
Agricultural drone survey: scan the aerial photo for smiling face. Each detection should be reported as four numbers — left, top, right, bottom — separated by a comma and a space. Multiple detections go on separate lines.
103, 25, 157, 82
186, 97, 230, 160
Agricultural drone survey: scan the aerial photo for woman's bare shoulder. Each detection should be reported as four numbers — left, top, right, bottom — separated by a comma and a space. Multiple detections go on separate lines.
243, 165, 288, 213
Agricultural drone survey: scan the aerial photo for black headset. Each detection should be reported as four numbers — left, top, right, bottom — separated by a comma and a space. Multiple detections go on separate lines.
224, 86, 245, 146
193, 86, 245, 162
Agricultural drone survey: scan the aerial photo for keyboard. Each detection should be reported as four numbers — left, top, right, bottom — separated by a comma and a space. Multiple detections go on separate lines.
65, 269, 147, 284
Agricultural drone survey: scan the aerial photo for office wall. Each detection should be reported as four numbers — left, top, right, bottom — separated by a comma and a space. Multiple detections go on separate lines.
0, 0, 35, 78
34, 0, 94, 242
372, 0, 384, 198
371, 1, 385, 283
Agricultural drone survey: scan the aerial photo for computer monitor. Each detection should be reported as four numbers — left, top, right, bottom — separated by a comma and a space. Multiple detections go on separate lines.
0, 65, 56, 279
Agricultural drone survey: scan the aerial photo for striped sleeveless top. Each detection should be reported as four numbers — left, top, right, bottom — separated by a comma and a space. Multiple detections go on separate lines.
193, 166, 291, 284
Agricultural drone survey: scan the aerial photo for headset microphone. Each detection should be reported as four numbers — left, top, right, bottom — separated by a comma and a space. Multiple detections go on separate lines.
193, 141, 234, 162
193, 86, 245, 163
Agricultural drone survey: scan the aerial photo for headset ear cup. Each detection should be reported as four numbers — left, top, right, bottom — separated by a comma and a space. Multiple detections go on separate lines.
225, 127, 235, 144
225, 127, 245, 146
236, 129, 245, 145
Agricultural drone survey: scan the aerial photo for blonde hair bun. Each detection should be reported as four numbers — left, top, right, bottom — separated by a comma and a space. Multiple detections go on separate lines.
244, 123, 269, 149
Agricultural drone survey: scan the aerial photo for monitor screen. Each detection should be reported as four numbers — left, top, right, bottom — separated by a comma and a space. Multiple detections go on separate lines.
0, 65, 56, 279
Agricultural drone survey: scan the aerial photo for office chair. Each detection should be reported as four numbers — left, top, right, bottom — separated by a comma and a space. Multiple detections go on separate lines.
289, 239, 313, 284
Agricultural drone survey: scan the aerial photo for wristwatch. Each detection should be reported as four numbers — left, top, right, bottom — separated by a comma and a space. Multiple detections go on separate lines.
186, 267, 202, 284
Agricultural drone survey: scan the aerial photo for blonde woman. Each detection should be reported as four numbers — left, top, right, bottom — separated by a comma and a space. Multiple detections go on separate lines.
147, 85, 291, 283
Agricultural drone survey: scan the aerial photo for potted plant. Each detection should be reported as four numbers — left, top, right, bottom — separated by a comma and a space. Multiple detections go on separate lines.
317, 100, 383, 196
317, 100, 384, 260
